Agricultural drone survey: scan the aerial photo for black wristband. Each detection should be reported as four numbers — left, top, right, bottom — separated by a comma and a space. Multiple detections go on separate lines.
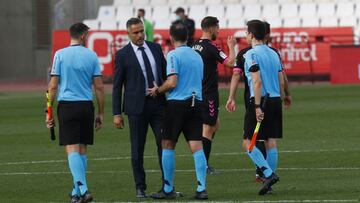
255, 104, 261, 109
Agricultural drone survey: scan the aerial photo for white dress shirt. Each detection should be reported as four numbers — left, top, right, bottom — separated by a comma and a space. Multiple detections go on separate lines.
131, 42, 159, 95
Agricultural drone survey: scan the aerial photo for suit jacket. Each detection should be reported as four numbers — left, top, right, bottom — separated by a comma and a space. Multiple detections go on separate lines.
112, 41, 167, 115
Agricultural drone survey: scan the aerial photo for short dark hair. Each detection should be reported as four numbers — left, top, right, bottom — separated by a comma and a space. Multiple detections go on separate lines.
174, 7, 185, 14
126, 17, 143, 29
69, 23, 89, 39
263, 21, 270, 35
138, 8, 145, 14
201, 16, 219, 30
170, 22, 188, 42
246, 20, 265, 40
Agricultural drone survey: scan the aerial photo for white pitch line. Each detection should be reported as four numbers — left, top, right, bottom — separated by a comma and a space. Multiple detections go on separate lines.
0, 148, 358, 166
1, 167, 359, 176
241, 200, 359, 203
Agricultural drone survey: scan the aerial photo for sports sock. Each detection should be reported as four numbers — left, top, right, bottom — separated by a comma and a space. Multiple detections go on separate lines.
81, 154, 88, 171
266, 148, 278, 172
68, 152, 88, 195
162, 149, 175, 193
255, 141, 267, 175
193, 149, 207, 192
247, 147, 273, 178
202, 137, 212, 165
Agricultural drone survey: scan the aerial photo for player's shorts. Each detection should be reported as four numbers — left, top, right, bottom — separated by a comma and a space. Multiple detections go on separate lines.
201, 91, 219, 126
57, 101, 94, 146
244, 97, 282, 140
163, 99, 203, 143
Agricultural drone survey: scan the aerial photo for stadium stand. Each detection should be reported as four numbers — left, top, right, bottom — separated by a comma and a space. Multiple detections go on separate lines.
82, 0, 360, 36
100, 20, 118, 30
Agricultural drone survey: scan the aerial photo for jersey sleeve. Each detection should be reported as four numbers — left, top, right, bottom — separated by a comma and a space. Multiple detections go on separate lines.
166, 51, 179, 76
92, 54, 102, 77
233, 49, 247, 74
211, 43, 228, 65
50, 52, 61, 76
245, 51, 259, 72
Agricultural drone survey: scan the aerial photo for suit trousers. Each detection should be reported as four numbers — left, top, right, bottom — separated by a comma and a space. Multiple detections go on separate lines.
127, 96, 165, 190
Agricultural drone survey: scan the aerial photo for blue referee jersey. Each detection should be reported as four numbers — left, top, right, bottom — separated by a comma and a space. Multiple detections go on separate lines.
244, 45, 282, 98
166, 46, 203, 101
51, 45, 102, 101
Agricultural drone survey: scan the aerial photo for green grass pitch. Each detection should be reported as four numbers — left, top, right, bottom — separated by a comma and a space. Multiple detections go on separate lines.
0, 84, 359, 202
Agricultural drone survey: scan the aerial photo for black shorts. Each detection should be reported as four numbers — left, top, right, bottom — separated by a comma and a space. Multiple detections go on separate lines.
163, 99, 203, 142
201, 92, 219, 126
57, 101, 94, 146
244, 97, 282, 140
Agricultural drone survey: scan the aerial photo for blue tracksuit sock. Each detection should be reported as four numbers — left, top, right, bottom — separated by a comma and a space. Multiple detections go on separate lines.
247, 147, 273, 178
71, 154, 88, 196
68, 152, 88, 195
267, 148, 278, 172
162, 149, 175, 193
193, 149, 207, 192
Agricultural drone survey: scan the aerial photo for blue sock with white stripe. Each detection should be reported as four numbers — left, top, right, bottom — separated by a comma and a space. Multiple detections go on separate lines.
162, 149, 175, 193
68, 152, 88, 195
193, 149, 207, 192
267, 148, 278, 172
247, 147, 273, 178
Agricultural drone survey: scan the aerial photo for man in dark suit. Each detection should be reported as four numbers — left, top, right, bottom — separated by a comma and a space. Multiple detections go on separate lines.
112, 18, 166, 198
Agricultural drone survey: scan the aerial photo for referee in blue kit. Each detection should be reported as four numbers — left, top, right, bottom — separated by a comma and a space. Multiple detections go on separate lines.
148, 22, 208, 200
46, 22, 104, 203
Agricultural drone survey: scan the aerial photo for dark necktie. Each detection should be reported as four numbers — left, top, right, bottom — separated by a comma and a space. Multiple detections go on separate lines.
138, 46, 155, 88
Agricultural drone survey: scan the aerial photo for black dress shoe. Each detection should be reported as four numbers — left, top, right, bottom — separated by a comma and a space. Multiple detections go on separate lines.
259, 173, 279, 195
136, 189, 147, 198
194, 190, 208, 200
150, 189, 176, 199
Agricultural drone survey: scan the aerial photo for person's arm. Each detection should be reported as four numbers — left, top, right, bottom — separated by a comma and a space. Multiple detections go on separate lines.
278, 71, 285, 100
245, 51, 263, 122
148, 74, 177, 96
283, 72, 292, 108
226, 69, 241, 112
46, 76, 59, 128
113, 52, 125, 129
148, 51, 178, 96
224, 36, 237, 67
93, 76, 104, 130
157, 43, 167, 82
251, 71, 264, 122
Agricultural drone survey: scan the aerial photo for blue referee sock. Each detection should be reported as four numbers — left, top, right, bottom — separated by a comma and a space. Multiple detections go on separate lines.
247, 147, 273, 178
71, 154, 88, 196
162, 149, 175, 193
193, 149, 207, 192
267, 148, 278, 172
68, 152, 88, 195
81, 154, 88, 171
